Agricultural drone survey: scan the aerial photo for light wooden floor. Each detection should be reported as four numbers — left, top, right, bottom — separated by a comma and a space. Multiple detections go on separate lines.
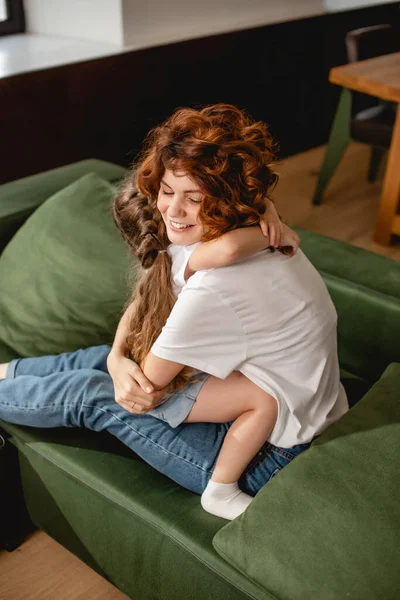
275, 142, 400, 260
1, 141, 399, 600
0, 531, 128, 600
0, 531, 129, 600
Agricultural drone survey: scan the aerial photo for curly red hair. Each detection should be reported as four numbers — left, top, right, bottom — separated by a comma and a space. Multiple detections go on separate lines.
136, 103, 278, 240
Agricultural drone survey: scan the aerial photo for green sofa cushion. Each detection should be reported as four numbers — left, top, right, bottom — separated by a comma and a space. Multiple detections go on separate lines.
0, 159, 126, 254
0, 173, 136, 357
213, 362, 400, 600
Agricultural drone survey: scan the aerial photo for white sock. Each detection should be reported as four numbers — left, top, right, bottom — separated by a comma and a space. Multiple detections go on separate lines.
201, 480, 253, 520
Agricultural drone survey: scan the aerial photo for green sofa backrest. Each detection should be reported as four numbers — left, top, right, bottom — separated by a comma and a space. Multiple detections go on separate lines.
297, 229, 400, 383
0, 159, 126, 254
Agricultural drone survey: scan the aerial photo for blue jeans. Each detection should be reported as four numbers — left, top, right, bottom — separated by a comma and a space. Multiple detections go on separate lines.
0, 345, 310, 496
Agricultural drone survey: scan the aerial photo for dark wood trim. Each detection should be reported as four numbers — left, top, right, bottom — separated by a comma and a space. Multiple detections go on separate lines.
1, 2, 399, 183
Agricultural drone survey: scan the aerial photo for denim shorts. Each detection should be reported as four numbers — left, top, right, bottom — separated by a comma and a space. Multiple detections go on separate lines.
148, 372, 210, 428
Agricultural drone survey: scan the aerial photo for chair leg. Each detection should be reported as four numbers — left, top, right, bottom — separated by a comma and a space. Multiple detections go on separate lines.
312, 88, 351, 205
367, 146, 385, 182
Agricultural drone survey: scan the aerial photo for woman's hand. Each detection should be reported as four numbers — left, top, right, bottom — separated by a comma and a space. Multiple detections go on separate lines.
107, 351, 165, 414
260, 199, 299, 254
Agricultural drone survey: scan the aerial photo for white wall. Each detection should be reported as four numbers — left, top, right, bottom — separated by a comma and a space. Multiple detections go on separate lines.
325, 0, 398, 12
122, 0, 325, 50
24, 0, 124, 45
0, 0, 8, 22
23, 0, 398, 50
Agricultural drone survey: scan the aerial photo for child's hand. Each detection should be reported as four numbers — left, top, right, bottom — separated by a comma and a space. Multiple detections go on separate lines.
259, 199, 284, 248
280, 223, 300, 255
260, 200, 300, 255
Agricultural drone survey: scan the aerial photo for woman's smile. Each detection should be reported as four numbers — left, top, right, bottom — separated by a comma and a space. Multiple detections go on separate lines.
157, 169, 204, 245
168, 220, 195, 232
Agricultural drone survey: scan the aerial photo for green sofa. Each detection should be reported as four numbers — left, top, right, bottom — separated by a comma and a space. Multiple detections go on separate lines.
0, 160, 399, 600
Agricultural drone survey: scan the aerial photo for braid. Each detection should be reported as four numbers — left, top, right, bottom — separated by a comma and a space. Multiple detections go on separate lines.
112, 174, 194, 393
112, 178, 168, 265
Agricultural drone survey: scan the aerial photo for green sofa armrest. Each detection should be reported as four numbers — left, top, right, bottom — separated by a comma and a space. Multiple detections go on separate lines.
213, 363, 400, 600
0, 159, 126, 253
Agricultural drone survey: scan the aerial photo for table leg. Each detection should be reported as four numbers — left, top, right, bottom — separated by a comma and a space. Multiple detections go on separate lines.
374, 103, 400, 245
312, 88, 351, 205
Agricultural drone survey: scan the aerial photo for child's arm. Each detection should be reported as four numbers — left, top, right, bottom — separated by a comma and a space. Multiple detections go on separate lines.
187, 226, 269, 277
186, 222, 299, 278
141, 353, 184, 391
186, 199, 286, 277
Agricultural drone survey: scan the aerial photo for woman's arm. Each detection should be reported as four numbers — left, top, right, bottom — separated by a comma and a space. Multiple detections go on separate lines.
108, 301, 137, 360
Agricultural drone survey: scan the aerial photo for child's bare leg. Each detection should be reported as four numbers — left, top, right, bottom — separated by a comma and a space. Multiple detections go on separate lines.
186, 371, 277, 482
184, 371, 278, 519
0, 363, 9, 379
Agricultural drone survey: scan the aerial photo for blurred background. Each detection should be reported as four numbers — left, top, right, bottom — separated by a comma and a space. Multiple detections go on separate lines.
1, 3, 400, 597
1, 0, 400, 257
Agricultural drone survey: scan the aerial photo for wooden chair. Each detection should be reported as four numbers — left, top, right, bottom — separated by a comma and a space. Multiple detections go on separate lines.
312, 24, 399, 205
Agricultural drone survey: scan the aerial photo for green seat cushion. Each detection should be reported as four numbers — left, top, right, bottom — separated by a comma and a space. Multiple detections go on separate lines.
213, 362, 400, 600
0, 173, 136, 357
0, 159, 126, 254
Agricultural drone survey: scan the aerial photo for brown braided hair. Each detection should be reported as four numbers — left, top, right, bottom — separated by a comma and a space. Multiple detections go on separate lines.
112, 177, 195, 392
112, 103, 279, 392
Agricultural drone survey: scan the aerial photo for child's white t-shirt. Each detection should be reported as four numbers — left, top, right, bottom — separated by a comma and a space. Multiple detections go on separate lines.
152, 244, 348, 448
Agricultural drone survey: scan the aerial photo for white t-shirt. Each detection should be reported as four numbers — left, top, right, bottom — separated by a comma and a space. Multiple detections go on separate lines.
152, 244, 348, 448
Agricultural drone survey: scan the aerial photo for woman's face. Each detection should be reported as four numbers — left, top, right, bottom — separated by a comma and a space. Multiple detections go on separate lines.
157, 169, 204, 245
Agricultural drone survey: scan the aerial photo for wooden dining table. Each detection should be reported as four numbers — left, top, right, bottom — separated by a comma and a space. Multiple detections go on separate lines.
329, 51, 400, 246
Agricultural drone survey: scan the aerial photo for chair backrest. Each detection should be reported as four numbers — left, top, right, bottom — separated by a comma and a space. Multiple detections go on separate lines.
345, 24, 400, 116
345, 24, 400, 63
